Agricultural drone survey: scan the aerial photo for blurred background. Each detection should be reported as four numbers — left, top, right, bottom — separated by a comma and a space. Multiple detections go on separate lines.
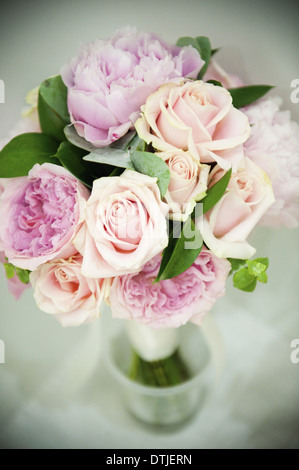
0, 0, 298, 449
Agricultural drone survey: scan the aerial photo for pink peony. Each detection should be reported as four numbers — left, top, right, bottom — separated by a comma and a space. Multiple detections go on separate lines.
30, 253, 111, 327
0, 163, 90, 271
74, 169, 168, 278
109, 249, 231, 329
243, 96, 299, 228
135, 80, 251, 171
61, 26, 204, 147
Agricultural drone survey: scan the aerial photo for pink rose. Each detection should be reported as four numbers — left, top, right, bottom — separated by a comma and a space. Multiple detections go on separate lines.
197, 157, 275, 259
109, 249, 231, 329
74, 170, 168, 278
0, 163, 90, 271
135, 80, 251, 170
157, 150, 209, 221
30, 253, 111, 327
61, 26, 204, 147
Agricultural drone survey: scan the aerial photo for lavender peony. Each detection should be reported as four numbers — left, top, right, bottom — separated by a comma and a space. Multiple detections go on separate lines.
61, 26, 204, 147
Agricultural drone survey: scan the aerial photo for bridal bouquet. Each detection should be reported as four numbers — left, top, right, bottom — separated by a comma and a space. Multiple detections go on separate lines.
1, 27, 298, 388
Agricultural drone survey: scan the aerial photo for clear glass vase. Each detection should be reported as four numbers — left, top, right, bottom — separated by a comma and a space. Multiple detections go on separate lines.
102, 315, 223, 428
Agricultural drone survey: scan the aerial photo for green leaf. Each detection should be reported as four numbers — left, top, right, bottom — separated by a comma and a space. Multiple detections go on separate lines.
233, 268, 257, 292
195, 36, 212, 79
84, 147, 134, 169
64, 125, 97, 152
176, 36, 212, 80
38, 75, 70, 141
130, 151, 170, 198
247, 259, 267, 277
0, 133, 60, 177
206, 79, 223, 87
54, 141, 114, 188
3, 263, 15, 279
257, 271, 268, 284
15, 268, 31, 284
228, 258, 247, 273
228, 85, 274, 109
155, 218, 203, 282
193, 168, 232, 216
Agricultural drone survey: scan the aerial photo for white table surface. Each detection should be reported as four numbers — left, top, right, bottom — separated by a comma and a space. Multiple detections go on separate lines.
0, 0, 298, 449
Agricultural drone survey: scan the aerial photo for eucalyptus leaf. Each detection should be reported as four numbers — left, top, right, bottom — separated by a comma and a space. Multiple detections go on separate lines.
38, 75, 70, 141
130, 151, 170, 198
228, 85, 274, 108
155, 218, 203, 282
0, 133, 60, 177
64, 125, 97, 152
84, 148, 134, 169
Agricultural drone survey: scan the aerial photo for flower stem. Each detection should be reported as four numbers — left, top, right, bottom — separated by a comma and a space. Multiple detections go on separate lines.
128, 348, 191, 387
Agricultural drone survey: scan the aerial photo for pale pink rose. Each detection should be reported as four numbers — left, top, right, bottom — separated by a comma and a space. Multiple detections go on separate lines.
61, 26, 203, 147
0, 251, 30, 300
243, 96, 299, 228
204, 59, 244, 88
135, 80, 251, 171
30, 253, 111, 327
157, 150, 209, 221
74, 170, 168, 278
0, 163, 90, 271
109, 249, 231, 329
197, 157, 275, 259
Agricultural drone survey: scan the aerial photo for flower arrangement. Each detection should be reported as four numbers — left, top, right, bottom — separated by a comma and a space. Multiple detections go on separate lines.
1, 27, 298, 390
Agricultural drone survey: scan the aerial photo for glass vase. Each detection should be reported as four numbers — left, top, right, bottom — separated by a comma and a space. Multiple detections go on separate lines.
102, 315, 224, 428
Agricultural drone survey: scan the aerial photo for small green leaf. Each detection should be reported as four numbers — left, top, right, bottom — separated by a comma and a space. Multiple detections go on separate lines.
233, 268, 257, 292
3, 263, 15, 279
0, 133, 60, 177
130, 151, 170, 198
257, 271, 268, 284
64, 125, 96, 152
247, 260, 266, 277
155, 218, 203, 282
228, 85, 274, 109
228, 258, 247, 273
38, 75, 70, 141
15, 268, 31, 284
